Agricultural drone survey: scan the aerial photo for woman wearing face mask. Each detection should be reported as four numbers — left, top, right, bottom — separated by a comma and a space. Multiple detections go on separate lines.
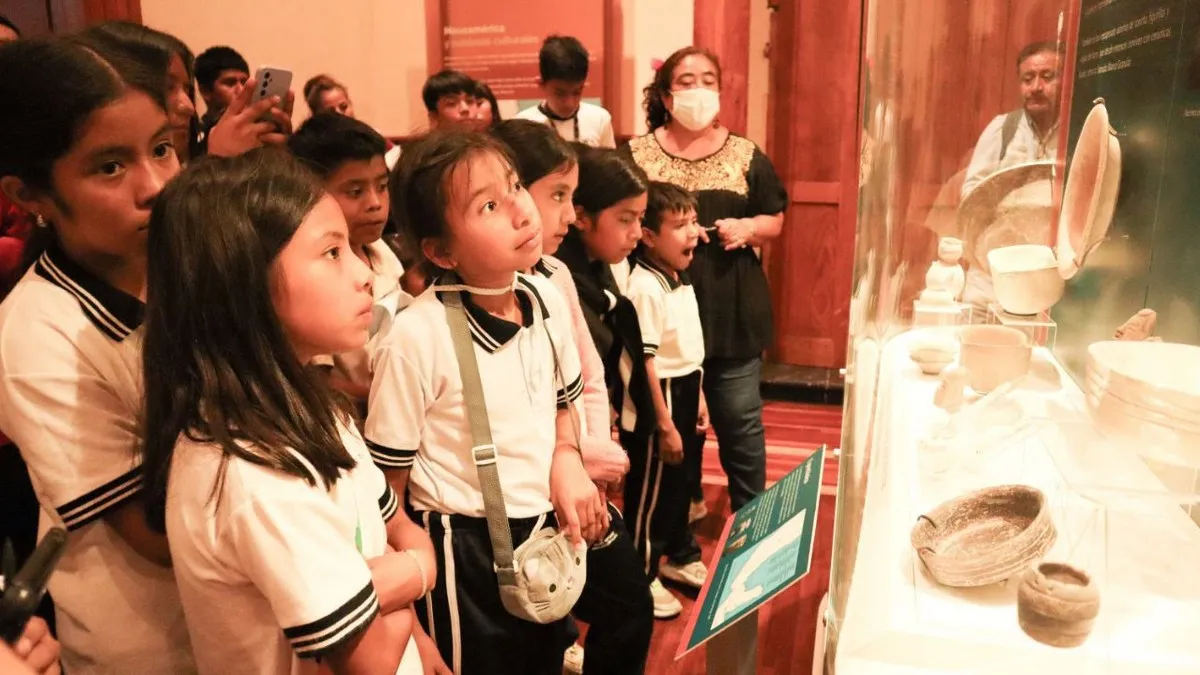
623, 46, 787, 519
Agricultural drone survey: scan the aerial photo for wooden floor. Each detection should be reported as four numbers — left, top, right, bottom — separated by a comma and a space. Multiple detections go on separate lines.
587, 401, 844, 675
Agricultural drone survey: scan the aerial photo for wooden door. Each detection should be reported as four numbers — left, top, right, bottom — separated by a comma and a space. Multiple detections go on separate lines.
763, 0, 864, 369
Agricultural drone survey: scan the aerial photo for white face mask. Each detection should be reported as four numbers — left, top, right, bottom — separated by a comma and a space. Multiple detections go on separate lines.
432, 272, 519, 296
670, 87, 721, 131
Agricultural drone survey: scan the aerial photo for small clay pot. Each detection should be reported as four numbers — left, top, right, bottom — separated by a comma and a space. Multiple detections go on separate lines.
1017, 562, 1100, 648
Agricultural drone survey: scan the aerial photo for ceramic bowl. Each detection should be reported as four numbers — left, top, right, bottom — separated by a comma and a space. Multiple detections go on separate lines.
987, 244, 1065, 315
1017, 562, 1100, 648
959, 325, 1032, 394
911, 484, 1056, 587
908, 331, 958, 375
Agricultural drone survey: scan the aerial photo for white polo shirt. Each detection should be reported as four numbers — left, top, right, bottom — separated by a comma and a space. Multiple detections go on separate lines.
365, 273, 584, 518
626, 257, 705, 379
167, 419, 421, 675
0, 246, 195, 674
318, 239, 413, 390
514, 101, 616, 148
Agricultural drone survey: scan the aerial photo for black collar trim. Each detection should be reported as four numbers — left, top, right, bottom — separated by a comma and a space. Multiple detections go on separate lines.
532, 255, 561, 278
34, 246, 143, 342
634, 256, 687, 291
437, 275, 549, 353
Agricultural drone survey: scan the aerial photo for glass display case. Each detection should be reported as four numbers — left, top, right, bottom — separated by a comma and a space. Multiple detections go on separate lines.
824, 1, 1200, 673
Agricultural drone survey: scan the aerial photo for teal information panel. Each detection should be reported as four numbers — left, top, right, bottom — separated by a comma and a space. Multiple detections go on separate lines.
1055, 0, 1200, 374
678, 446, 826, 657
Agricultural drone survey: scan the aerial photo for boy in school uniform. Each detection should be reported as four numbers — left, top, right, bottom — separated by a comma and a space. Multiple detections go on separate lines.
423, 69, 480, 131
516, 36, 616, 148
622, 182, 710, 617
289, 112, 412, 402
194, 45, 250, 148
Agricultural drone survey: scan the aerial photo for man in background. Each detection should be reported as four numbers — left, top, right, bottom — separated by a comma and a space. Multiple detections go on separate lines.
958, 41, 1062, 311
961, 41, 1063, 198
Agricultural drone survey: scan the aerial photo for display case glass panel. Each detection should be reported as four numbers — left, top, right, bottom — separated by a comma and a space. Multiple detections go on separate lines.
826, 1, 1200, 673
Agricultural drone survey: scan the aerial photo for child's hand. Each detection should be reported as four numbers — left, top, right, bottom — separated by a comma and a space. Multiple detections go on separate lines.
697, 394, 711, 434
550, 448, 608, 545
207, 79, 293, 157
12, 617, 60, 675
658, 423, 684, 465
414, 623, 452, 675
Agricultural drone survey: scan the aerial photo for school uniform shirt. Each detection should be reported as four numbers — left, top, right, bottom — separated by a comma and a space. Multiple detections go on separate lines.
365, 273, 584, 518
555, 229, 656, 436
316, 239, 413, 390
626, 257, 705, 379
961, 110, 1061, 198
531, 255, 609, 440
166, 419, 422, 675
0, 245, 195, 674
515, 101, 616, 148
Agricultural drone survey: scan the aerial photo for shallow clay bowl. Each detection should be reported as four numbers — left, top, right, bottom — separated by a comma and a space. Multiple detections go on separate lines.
911, 484, 1056, 587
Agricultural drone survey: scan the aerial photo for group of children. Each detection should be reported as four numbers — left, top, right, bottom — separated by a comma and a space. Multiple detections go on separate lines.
0, 18, 705, 675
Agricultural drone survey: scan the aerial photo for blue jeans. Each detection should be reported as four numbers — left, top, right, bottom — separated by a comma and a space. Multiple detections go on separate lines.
703, 357, 767, 512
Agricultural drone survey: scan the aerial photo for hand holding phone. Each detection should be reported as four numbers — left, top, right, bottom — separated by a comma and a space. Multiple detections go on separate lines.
207, 72, 295, 157
251, 66, 293, 127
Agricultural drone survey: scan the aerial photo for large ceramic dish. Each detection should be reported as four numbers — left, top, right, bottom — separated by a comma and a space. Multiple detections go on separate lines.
1086, 341, 1200, 468
957, 161, 1055, 274
1057, 99, 1121, 280
911, 485, 1056, 588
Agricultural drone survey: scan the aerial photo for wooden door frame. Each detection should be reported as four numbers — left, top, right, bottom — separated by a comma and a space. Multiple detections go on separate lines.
694, 0, 752, 137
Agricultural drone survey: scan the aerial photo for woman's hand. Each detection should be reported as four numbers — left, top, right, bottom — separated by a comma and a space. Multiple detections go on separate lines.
12, 617, 60, 675
550, 447, 608, 545
714, 218, 758, 251
207, 78, 295, 157
697, 393, 711, 434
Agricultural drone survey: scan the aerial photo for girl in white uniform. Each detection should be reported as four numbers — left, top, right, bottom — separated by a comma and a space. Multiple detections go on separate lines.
139, 150, 444, 675
366, 131, 652, 675
0, 36, 194, 674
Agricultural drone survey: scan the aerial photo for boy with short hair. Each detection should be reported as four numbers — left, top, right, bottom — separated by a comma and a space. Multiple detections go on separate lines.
622, 181, 709, 619
289, 112, 410, 401
194, 45, 249, 135
516, 35, 616, 148
421, 69, 478, 130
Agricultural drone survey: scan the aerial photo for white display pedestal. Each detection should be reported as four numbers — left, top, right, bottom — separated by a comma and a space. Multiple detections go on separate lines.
832, 330, 1200, 675
986, 303, 1058, 348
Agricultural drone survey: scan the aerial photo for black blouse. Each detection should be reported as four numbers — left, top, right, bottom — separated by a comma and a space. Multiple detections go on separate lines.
624, 133, 788, 360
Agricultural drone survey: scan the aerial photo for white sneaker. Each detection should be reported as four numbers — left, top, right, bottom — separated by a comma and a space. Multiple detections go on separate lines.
689, 499, 708, 524
650, 578, 682, 619
660, 560, 708, 589
563, 643, 584, 674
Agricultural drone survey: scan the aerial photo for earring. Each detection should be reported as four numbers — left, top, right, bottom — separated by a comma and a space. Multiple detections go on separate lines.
35, 213, 47, 228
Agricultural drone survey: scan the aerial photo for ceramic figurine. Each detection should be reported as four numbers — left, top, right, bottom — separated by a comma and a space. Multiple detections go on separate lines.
933, 365, 970, 413
1114, 308, 1161, 342
1017, 562, 1100, 648
919, 237, 966, 305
